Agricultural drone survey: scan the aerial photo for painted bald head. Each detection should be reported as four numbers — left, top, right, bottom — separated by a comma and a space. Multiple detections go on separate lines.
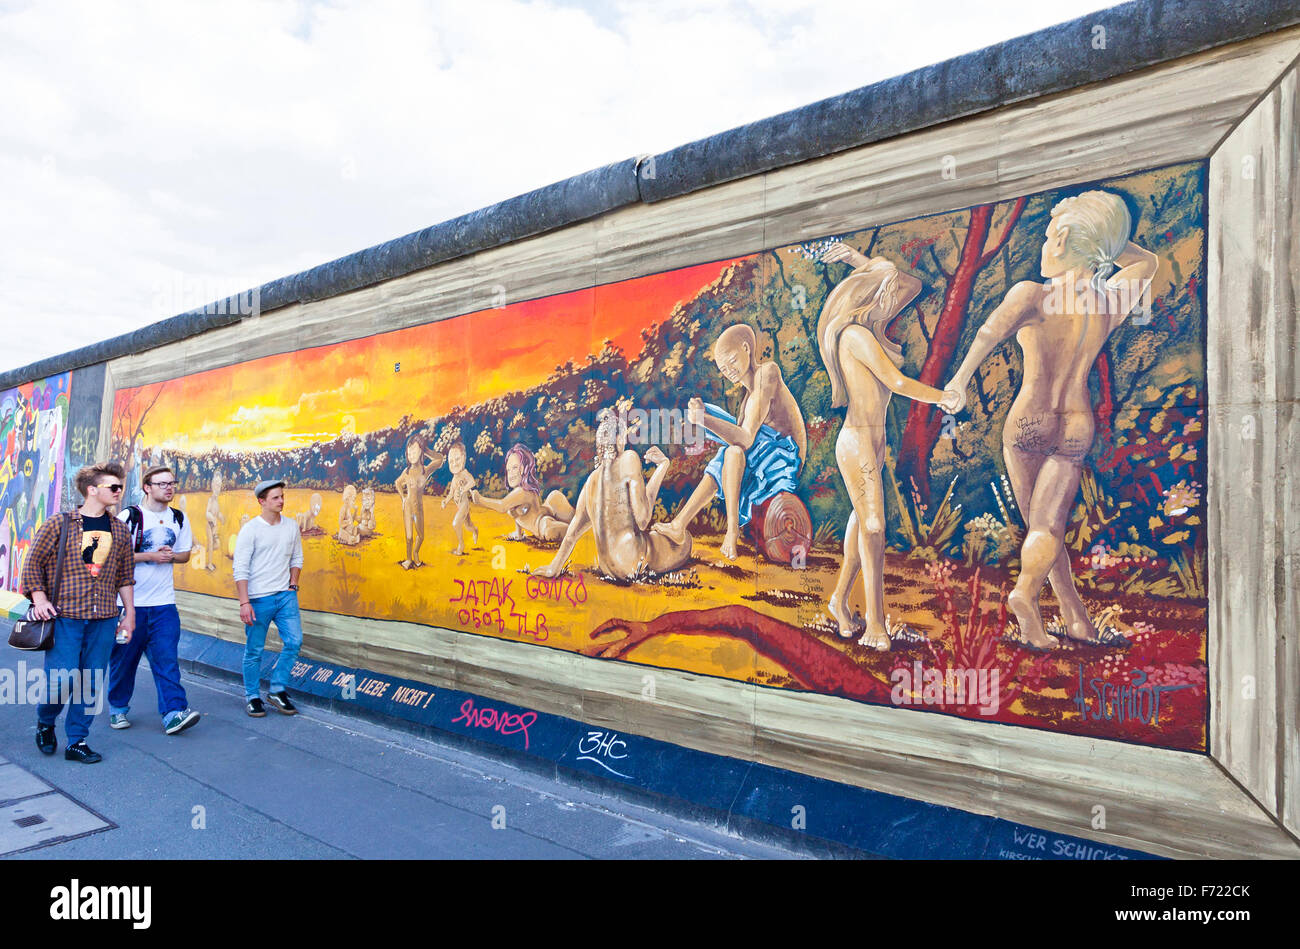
713, 324, 758, 384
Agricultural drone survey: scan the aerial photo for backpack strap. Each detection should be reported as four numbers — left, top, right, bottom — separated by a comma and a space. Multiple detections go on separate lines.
126, 505, 144, 553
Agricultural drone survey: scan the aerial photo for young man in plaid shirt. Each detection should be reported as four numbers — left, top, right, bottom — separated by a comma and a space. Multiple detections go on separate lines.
23, 462, 136, 763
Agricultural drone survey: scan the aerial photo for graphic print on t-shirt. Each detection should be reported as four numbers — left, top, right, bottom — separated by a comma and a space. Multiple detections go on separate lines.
143, 525, 178, 551
81, 526, 112, 577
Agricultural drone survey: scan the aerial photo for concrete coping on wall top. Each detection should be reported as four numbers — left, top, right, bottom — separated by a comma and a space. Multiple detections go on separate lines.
3, 0, 1297, 391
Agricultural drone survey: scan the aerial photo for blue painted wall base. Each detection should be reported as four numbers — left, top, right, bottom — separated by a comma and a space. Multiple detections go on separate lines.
176, 629, 1157, 860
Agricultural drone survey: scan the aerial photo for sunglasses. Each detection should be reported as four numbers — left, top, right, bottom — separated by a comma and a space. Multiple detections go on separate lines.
96, 483, 125, 493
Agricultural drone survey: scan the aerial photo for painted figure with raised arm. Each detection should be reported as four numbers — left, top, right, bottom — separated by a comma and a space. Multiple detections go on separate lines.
533, 405, 689, 581
943, 191, 1159, 649
817, 244, 957, 649
653, 323, 807, 560
395, 435, 442, 568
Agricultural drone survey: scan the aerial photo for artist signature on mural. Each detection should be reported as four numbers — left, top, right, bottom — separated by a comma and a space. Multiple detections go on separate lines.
451, 697, 537, 749
575, 730, 631, 779
1071, 664, 1192, 727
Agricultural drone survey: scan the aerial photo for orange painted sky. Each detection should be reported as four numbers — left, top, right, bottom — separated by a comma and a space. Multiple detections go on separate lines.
117, 257, 750, 451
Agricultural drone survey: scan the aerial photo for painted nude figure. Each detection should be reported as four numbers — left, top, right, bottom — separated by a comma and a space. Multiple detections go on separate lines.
534, 406, 690, 580
358, 487, 376, 537
204, 471, 224, 573
471, 444, 573, 543
944, 190, 1158, 649
395, 434, 442, 568
653, 323, 807, 560
337, 484, 362, 546
441, 441, 478, 555
295, 492, 323, 533
817, 245, 957, 649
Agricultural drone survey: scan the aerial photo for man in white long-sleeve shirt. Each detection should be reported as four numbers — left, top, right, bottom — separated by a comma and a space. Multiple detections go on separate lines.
232, 479, 304, 717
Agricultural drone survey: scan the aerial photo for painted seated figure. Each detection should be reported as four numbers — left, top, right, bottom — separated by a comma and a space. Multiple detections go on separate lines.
533, 405, 690, 581
653, 323, 807, 560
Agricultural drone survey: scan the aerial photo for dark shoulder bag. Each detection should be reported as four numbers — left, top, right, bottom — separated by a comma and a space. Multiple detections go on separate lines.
8, 514, 69, 651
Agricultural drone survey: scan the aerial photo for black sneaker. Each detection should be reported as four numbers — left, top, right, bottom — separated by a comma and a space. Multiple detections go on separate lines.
64, 741, 102, 764
36, 724, 56, 755
266, 691, 297, 715
246, 698, 267, 717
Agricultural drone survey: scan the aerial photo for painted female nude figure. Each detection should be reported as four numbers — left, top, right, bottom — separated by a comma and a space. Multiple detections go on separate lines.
533, 406, 690, 580
817, 244, 957, 649
395, 435, 442, 568
471, 444, 574, 543
944, 191, 1158, 649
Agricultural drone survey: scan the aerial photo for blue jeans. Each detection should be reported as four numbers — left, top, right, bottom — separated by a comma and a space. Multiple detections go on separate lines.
108, 604, 188, 723
243, 590, 303, 700
37, 616, 117, 744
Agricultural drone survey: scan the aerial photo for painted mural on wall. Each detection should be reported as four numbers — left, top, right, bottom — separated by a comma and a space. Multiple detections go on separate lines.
1, 372, 71, 591
63, 364, 106, 513
112, 163, 1209, 751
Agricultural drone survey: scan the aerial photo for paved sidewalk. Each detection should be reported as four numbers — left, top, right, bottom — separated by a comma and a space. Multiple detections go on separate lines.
0, 652, 810, 859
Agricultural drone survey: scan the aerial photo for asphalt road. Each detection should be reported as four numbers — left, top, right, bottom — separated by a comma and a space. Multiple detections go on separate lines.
0, 649, 811, 860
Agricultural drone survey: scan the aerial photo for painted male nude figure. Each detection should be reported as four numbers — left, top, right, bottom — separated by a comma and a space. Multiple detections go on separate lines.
204, 471, 224, 573
653, 323, 807, 560
944, 190, 1158, 649
817, 245, 956, 649
534, 406, 690, 581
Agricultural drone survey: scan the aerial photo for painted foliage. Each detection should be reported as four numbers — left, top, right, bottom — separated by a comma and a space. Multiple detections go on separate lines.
0, 372, 72, 591
113, 163, 1209, 751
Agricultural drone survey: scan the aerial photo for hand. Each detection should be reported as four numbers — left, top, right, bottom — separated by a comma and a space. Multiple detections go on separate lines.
30, 598, 57, 621
240, 602, 255, 625
819, 241, 870, 269
940, 381, 966, 415
470, 490, 481, 504
441, 495, 449, 508
154, 546, 175, 564
116, 615, 134, 643
686, 397, 705, 427
644, 445, 668, 466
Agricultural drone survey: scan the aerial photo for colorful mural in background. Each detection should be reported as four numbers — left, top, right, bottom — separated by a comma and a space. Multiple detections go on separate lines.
108, 162, 1209, 751
63, 363, 107, 514
1, 372, 71, 591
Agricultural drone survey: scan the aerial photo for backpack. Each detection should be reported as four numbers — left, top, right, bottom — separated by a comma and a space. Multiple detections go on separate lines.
125, 505, 185, 554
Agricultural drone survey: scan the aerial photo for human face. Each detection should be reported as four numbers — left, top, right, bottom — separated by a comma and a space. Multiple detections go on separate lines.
145, 473, 176, 501
505, 453, 522, 489
1040, 217, 1076, 279
406, 440, 421, 465
448, 447, 465, 474
260, 487, 285, 513
90, 478, 125, 501
714, 342, 746, 385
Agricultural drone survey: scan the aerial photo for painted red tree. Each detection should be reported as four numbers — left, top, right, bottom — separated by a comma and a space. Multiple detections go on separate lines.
894, 197, 1027, 503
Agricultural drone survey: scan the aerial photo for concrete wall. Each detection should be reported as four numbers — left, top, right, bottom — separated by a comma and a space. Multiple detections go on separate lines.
4, 0, 1298, 858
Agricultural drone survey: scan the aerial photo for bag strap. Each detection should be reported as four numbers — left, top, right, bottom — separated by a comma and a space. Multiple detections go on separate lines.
48, 513, 69, 607
127, 505, 144, 552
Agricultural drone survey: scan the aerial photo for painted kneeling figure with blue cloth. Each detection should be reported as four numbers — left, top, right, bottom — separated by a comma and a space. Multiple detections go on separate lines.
232, 479, 304, 718
653, 323, 807, 560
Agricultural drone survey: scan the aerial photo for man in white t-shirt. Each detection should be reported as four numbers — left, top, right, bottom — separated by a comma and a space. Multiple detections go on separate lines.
107, 465, 201, 735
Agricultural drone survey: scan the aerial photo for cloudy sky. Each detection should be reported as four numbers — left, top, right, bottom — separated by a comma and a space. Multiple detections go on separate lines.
0, 0, 1111, 375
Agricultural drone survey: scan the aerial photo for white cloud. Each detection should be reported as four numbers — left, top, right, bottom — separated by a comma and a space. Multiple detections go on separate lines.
0, 0, 1111, 374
